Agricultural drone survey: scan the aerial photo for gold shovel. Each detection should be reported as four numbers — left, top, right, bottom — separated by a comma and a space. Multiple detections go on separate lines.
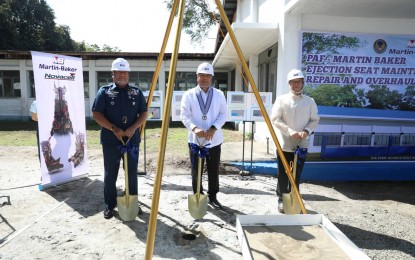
188, 143, 208, 219
117, 138, 139, 221
282, 153, 302, 214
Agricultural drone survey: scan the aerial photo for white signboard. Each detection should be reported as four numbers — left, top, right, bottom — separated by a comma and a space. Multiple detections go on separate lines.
31, 51, 88, 190
227, 91, 272, 122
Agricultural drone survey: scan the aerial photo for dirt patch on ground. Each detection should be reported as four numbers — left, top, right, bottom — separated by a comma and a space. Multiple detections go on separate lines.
0, 146, 414, 259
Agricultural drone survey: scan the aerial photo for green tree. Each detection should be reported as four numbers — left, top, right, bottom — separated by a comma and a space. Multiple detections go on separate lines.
302, 33, 363, 59
102, 44, 120, 52
0, 1, 18, 49
78, 42, 120, 52
305, 84, 364, 107
0, 0, 62, 51
301, 33, 372, 107
165, 0, 219, 44
0, 0, 117, 52
51, 25, 80, 51
366, 85, 403, 110
398, 85, 415, 111
305, 84, 341, 106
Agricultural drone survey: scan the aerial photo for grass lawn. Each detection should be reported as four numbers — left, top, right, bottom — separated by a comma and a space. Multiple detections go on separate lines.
0, 121, 242, 156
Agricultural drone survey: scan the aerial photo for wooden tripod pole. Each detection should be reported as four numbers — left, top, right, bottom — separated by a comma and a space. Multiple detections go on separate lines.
214, 0, 307, 214
144, 0, 185, 259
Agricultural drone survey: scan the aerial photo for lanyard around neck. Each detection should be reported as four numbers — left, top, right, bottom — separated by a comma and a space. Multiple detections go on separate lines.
196, 87, 213, 120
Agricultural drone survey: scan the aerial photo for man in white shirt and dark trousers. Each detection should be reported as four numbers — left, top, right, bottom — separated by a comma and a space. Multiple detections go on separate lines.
271, 69, 320, 213
180, 62, 228, 209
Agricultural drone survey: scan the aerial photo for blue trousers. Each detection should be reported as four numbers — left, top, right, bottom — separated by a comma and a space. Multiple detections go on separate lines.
102, 143, 139, 210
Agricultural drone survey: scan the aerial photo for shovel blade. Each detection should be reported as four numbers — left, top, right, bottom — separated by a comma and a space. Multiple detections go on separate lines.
188, 194, 208, 219
117, 194, 139, 221
282, 193, 302, 214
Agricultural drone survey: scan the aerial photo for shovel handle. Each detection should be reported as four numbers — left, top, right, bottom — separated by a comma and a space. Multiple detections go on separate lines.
289, 154, 299, 205
292, 154, 298, 180
196, 157, 202, 199
121, 138, 131, 202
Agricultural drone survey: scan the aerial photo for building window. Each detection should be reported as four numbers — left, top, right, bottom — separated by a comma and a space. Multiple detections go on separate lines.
374, 134, 401, 146
97, 71, 158, 92
373, 134, 389, 146
402, 134, 415, 145
0, 70, 20, 97
389, 134, 401, 146
130, 71, 158, 91
315, 132, 415, 147
97, 71, 112, 91
29, 71, 35, 98
313, 132, 342, 146
343, 133, 371, 146
83, 71, 89, 98
230, 70, 235, 92
165, 71, 197, 91
213, 72, 228, 95
259, 45, 277, 100
242, 64, 249, 92
259, 61, 276, 93
165, 71, 228, 92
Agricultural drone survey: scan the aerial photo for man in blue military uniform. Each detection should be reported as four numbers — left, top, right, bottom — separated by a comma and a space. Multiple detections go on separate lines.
92, 58, 148, 219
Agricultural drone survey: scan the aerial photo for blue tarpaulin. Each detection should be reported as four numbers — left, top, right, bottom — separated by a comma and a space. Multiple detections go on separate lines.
229, 160, 415, 181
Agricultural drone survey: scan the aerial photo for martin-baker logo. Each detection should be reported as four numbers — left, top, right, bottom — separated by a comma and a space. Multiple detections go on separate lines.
39, 60, 77, 81
408, 40, 415, 48
53, 56, 65, 65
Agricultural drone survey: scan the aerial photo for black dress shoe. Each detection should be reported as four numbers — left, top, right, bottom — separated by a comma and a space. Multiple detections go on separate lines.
104, 209, 114, 219
209, 197, 223, 209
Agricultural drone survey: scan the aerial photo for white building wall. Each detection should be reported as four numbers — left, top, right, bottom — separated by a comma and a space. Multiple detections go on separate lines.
235, 68, 243, 91
314, 124, 343, 133
238, 0, 279, 23
248, 54, 259, 90
372, 125, 402, 134
87, 60, 96, 118
258, 0, 279, 23
342, 124, 372, 133
239, 0, 256, 22
276, 13, 302, 97
402, 127, 415, 134
302, 15, 414, 35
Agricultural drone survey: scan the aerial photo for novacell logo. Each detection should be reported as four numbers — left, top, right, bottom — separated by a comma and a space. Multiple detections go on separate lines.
44, 73, 75, 81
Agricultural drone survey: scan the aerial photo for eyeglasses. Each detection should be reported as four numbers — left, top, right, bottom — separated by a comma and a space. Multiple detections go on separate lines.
197, 73, 212, 78
290, 79, 303, 84
113, 71, 129, 75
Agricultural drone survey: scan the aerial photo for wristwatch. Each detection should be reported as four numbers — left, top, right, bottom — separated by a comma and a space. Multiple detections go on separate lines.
210, 125, 217, 130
